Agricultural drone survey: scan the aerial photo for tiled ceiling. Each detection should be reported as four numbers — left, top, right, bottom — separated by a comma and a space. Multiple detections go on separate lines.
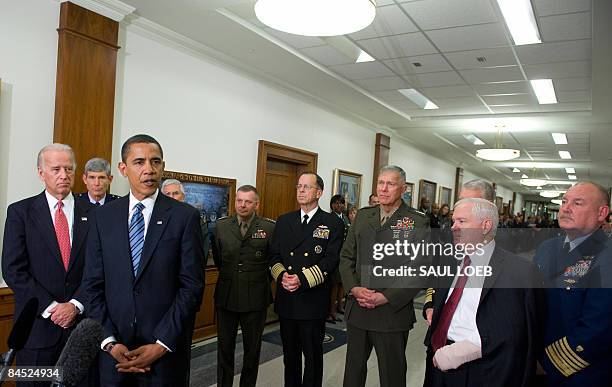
230, 0, 592, 119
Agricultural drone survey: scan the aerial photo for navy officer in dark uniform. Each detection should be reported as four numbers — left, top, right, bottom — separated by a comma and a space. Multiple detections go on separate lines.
77, 157, 120, 206
534, 181, 612, 386
269, 172, 343, 387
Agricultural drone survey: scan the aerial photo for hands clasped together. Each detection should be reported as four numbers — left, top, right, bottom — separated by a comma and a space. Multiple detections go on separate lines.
351, 287, 389, 309
108, 343, 167, 373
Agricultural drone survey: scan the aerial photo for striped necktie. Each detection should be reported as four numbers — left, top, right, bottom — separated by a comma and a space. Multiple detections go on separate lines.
129, 202, 145, 276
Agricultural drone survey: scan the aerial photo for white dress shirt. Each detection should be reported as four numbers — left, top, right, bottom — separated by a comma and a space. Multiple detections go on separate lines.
87, 192, 106, 205
300, 207, 318, 224
42, 191, 84, 317
445, 240, 495, 348
564, 231, 595, 252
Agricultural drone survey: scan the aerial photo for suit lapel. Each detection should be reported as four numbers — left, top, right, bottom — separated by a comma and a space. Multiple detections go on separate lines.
30, 192, 65, 269
290, 208, 322, 250
480, 247, 504, 303
67, 197, 90, 272
113, 197, 134, 280
135, 195, 172, 283
229, 215, 243, 241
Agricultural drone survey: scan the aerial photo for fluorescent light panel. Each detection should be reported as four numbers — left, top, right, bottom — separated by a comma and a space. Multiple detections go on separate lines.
463, 134, 485, 145
324, 36, 375, 63
521, 174, 528, 178
398, 89, 439, 110
565, 167, 575, 174
496, 0, 541, 45
512, 168, 521, 172
551, 132, 568, 145
530, 79, 557, 104
568, 175, 577, 180
356, 50, 375, 63
559, 151, 572, 159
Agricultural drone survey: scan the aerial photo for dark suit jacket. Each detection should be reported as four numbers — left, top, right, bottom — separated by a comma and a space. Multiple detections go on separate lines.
77, 192, 120, 205
83, 193, 204, 382
269, 208, 343, 320
424, 246, 544, 387
2, 191, 91, 349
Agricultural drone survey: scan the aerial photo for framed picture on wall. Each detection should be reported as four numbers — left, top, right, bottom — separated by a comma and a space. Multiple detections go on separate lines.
162, 170, 236, 266
439, 186, 453, 206
495, 196, 504, 213
402, 182, 415, 207
418, 179, 437, 210
332, 169, 362, 210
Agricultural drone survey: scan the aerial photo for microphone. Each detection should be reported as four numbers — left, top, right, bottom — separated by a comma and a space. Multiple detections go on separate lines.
0, 297, 39, 381
50, 318, 103, 387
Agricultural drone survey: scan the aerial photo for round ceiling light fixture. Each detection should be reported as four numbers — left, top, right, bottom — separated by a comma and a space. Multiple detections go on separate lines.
551, 199, 562, 205
475, 148, 520, 161
255, 0, 377, 37
520, 178, 548, 187
540, 190, 561, 198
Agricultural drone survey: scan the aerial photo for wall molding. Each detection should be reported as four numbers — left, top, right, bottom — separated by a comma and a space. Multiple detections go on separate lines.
59, 0, 135, 22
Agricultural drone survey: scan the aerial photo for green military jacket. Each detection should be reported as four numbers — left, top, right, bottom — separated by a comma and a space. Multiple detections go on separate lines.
213, 214, 275, 312
339, 201, 430, 332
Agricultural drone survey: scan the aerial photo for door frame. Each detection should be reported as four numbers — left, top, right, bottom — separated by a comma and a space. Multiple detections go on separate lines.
256, 140, 318, 217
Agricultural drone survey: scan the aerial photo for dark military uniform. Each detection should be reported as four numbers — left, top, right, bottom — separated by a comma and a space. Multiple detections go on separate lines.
339, 201, 430, 387
77, 192, 120, 205
534, 229, 612, 386
212, 214, 275, 387
269, 208, 343, 387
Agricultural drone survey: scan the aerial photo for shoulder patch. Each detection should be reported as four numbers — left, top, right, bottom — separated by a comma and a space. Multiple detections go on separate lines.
262, 217, 276, 224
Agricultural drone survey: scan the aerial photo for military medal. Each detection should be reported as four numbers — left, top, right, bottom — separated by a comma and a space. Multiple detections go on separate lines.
314, 245, 322, 254
313, 225, 330, 239
390, 217, 415, 239
561, 257, 594, 287
252, 229, 267, 239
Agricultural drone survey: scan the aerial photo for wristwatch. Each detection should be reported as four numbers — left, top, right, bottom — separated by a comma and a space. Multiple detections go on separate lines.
103, 342, 117, 353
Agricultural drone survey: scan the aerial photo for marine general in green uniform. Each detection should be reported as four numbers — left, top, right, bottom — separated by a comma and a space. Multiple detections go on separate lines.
212, 185, 275, 387
339, 165, 430, 387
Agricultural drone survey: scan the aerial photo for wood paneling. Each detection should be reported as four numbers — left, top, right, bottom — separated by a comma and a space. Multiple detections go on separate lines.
192, 268, 219, 341
372, 133, 390, 194
454, 167, 464, 203
54, 2, 119, 194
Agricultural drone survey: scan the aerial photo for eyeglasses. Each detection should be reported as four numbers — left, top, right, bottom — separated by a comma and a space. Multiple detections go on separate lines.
296, 184, 319, 190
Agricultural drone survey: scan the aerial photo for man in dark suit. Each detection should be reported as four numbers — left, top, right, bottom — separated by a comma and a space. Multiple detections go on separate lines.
212, 185, 275, 387
83, 134, 204, 387
339, 165, 430, 387
269, 172, 343, 387
423, 198, 543, 387
534, 181, 612, 386
77, 157, 120, 206
2, 143, 91, 386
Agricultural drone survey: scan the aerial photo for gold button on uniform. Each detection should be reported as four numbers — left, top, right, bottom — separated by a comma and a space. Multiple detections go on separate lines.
290, 252, 294, 256
288, 266, 293, 270
304, 253, 309, 257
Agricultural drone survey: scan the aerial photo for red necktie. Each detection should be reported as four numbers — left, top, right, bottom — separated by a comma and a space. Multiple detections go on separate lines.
431, 256, 472, 351
54, 200, 71, 271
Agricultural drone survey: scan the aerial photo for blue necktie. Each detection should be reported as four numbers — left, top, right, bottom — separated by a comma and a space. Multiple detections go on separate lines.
129, 202, 145, 276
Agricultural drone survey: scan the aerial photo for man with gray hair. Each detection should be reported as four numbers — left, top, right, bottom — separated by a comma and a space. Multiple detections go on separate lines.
340, 165, 430, 387
78, 157, 119, 206
2, 143, 92, 382
459, 179, 496, 202
161, 178, 210, 263
423, 197, 542, 387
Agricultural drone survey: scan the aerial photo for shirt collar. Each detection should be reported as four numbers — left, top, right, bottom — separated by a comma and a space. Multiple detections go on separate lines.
564, 230, 596, 252
88, 192, 106, 205
129, 189, 158, 212
301, 207, 319, 221
45, 190, 74, 211
468, 239, 495, 267
238, 213, 255, 227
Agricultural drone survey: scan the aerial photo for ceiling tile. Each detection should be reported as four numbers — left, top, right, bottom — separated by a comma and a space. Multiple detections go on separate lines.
534, 0, 591, 17
482, 94, 535, 105
264, 28, 325, 49
557, 90, 591, 103
430, 96, 485, 109
400, 0, 498, 30
524, 61, 591, 79
444, 47, 518, 70
538, 102, 591, 112
539, 12, 591, 42
515, 40, 591, 65
473, 81, 531, 95
329, 61, 396, 80
383, 54, 452, 75
355, 76, 412, 91
460, 66, 524, 84
425, 23, 508, 52
299, 45, 354, 66
373, 90, 409, 101
489, 105, 541, 114
420, 85, 477, 98
553, 77, 591, 91
356, 32, 438, 59
404, 71, 465, 87
349, 5, 419, 40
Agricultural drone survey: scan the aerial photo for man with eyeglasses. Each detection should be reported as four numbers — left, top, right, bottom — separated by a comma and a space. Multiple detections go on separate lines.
269, 172, 343, 387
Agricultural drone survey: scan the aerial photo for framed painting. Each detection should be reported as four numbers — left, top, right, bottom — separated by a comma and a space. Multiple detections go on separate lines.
332, 169, 362, 210
439, 186, 452, 206
162, 170, 236, 266
402, 182, 415, 207
418, 179, 437, 210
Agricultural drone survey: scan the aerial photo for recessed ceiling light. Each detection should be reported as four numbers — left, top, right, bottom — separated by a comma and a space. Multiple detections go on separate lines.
559, 151, 572, 159
495, 0, 541, 45
551, 199, 562, 205
463, 134, 485, 145
536, 186, 542, 190
521, 174, 528, 178
356, 50, 375, 63
565, 167, 575, 174
512, 168, 521, 172
568, 175, 577, 180
398, 89, 439, 110
551, 132, 568, 145
530, 79, 557, 104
